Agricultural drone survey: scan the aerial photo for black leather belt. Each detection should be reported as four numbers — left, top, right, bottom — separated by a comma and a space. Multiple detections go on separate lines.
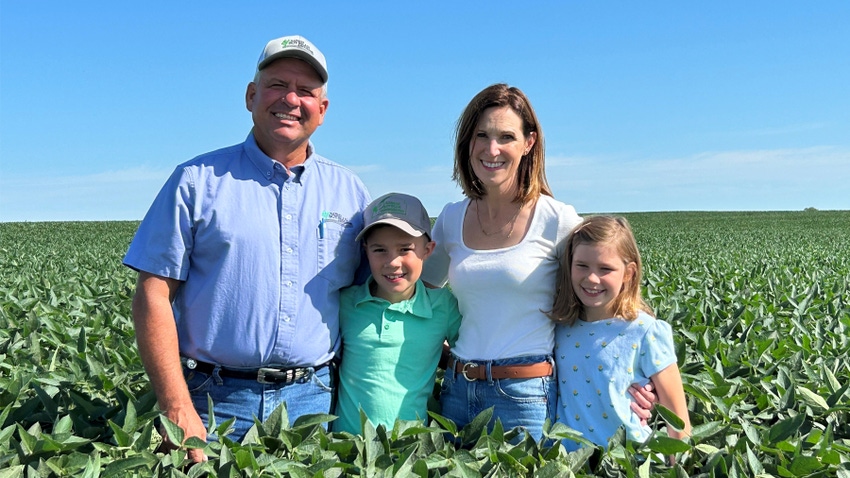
182, 358, 330, 384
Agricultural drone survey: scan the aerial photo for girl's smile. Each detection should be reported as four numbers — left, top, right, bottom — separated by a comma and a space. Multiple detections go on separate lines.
570, 243, 635, 322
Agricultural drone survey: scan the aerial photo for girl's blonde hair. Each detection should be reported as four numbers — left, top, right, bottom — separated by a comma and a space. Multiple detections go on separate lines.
548, 215, 654, 325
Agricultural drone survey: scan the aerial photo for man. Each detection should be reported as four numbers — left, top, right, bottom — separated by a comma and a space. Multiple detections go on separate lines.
124, 35, 370, 462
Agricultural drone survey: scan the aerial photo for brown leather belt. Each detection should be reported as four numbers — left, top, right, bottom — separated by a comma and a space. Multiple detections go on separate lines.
451, 359, 553, 381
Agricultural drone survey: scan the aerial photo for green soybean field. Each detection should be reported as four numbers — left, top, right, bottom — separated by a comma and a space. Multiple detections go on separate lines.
1, 211, 848, 477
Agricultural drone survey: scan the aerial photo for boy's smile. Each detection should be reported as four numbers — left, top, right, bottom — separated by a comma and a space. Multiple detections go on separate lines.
364, 226, 435, 304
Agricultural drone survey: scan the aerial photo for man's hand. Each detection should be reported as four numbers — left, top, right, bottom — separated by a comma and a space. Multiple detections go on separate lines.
159, 404, 208, 463
628, 382, 658, 426
132, 272, 207, 463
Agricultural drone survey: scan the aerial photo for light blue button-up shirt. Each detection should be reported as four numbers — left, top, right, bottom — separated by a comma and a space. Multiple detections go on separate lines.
124, 133, 371, 368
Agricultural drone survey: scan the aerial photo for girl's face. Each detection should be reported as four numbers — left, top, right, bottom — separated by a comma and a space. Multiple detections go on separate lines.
570, 242, 635, 322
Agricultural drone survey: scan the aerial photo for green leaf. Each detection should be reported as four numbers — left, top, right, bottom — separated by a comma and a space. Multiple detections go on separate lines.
102, 455, 158, 476
645, 435, 691, 454
690, 421, 726, 441
159, 415, 185, 446
654, 403, 686, 431
0, 424, 15, 447
183, 436, 206, 449
461, 407, 493, 446
80, 452, 102, 478
216, 417, 237, 441
52, 415, 73, 436
789, 455, 825, 475
263, 401, 289, 437
121, 399, 137, 433
426, 411, 458, 436
694, 443, 720, 455
827, 380, 850, 408
766, 412, 806, 445
16, 423, 36, 454
746, 442, 765, 475
823, 366, 841, 393
639, 454, 651, 478
292, 413, 335, 429
31, 383, 59, 421
797, 386, 829, 414
76, 327, 87, 355
108, 420, 131, 447
741, 418, 762, 446
132, 421, 154, 453
0, 466, 25, 478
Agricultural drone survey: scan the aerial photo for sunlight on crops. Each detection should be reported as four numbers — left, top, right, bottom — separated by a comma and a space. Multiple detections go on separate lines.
1, 212, 848, 476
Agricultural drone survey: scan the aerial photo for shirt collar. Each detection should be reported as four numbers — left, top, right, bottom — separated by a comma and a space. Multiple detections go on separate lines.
354, 277, 434, 319
244, 132, 315, 183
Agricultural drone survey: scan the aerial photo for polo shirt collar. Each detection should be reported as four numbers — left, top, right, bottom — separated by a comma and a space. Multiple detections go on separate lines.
355, 277, 435, 319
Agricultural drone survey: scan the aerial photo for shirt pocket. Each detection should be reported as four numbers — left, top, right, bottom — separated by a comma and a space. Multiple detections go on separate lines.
317, 220, 360, 289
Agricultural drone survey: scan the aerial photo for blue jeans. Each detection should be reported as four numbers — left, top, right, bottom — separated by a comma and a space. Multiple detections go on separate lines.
183, 364, 335, 441
440, 354, 556, 442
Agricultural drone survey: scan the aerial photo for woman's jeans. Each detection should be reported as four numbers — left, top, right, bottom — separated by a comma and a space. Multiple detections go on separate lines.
183, 364, 335, 441
440, 354, 556, 442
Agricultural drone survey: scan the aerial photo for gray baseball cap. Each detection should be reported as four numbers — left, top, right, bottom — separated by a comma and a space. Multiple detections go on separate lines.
256, 35, 328, 83
356, 193, 432, 242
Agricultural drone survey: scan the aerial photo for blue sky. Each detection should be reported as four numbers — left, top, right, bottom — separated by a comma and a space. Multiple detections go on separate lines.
1, 1, 848, 222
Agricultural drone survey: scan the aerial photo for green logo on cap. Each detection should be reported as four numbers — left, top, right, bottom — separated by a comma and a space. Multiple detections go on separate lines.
374, 197, 406, 217
279, 38, 312, 55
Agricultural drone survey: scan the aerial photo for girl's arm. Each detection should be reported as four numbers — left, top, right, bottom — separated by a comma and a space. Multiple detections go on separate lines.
652, 363, 691, 441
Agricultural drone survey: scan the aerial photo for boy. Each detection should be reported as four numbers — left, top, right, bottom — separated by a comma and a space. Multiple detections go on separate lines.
334, 192, 462, 434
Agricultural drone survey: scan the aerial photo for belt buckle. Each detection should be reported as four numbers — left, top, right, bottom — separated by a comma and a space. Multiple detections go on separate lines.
257, 367, 281, 384
292, 368, 307, 382
461, 362, 479, 382
257, 367, 308, 384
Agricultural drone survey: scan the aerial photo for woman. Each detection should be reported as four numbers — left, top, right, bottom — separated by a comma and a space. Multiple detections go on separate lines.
423, 83, 653, 440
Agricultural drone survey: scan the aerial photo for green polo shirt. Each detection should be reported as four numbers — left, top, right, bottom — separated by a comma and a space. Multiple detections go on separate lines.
334, 277, 462, 434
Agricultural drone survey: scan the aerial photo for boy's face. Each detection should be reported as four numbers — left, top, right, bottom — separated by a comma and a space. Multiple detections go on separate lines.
364, 225, 435, 304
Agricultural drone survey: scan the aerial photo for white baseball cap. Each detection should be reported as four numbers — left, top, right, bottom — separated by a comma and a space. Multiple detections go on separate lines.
256, 35, 328, 83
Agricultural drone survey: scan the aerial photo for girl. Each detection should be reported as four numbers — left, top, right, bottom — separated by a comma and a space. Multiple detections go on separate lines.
549, 215, 690, 451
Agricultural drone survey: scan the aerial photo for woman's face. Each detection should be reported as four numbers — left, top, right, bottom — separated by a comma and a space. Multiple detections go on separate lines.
469, 106, 536, 196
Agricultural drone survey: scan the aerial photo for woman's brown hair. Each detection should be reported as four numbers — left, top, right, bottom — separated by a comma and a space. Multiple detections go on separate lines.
452, 83, 552, 203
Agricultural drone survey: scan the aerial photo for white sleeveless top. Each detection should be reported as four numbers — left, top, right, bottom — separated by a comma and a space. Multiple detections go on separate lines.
421, 195, 582, 360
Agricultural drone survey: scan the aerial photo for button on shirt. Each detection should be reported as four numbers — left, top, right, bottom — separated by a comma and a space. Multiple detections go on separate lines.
553, 312, 677, 449
335, 279, 462, 434
123, 133, 371, 368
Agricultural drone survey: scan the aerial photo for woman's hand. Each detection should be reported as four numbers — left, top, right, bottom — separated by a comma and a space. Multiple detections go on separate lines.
628, 382, 657, 426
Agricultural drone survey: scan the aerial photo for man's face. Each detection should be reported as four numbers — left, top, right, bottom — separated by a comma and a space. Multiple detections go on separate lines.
246, 57, 328, 160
